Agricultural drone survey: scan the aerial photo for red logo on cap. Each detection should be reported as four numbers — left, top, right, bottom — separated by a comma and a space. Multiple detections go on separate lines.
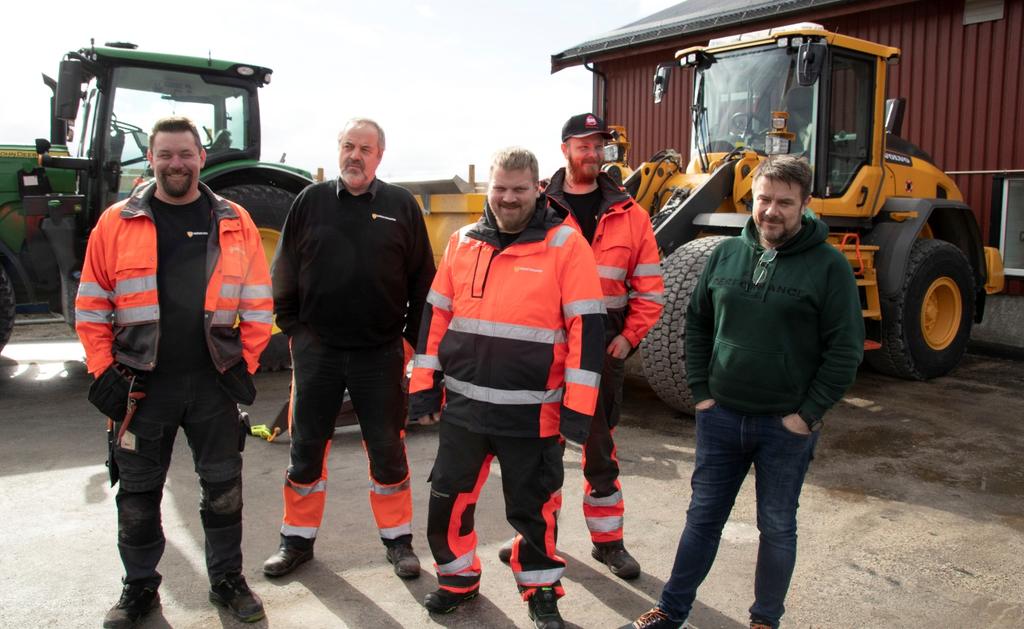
585, 115, 598, 128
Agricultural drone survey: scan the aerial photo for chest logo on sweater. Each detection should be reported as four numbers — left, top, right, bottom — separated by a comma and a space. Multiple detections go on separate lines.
371, 212, 397, 222
711, 276, 805, 298
186, 231, 209, 238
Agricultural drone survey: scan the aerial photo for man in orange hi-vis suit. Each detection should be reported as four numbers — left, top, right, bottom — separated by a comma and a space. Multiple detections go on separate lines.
76, 116, 272, 627
410, 147, 606, 629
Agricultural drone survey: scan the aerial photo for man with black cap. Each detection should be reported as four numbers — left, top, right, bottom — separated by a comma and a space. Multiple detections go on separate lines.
498, 113, 664, 579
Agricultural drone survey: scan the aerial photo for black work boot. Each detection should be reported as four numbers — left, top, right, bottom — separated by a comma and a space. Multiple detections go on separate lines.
592, 543, 641, 579
209, 573, 265, 623
527, 586, 564, 629
423, 587, 479, 613
385, 542, 421, 579
497, 536, 515, 563
103, 583, 160, 628
263, 543, 314, 577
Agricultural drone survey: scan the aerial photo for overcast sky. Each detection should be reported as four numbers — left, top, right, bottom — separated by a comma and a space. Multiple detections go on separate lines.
5, 0, 681, 184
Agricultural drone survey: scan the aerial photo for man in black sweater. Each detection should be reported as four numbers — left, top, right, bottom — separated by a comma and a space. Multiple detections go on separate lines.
263, 118, 435, 580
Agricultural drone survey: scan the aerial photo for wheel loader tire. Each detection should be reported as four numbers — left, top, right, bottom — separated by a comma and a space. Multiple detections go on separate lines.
62, 275, 79, 332
216, 183, 298, 372
640, 236, 728, 414
865, 239, 975, 380
0, 264, 15, 354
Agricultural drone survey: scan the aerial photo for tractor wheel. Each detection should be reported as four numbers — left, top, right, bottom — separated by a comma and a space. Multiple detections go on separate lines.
217, 183, 297, 372
0, 264, 15, 354
62, 275, 79, 331
866, 239, 975, 380
640, 236, 728, 414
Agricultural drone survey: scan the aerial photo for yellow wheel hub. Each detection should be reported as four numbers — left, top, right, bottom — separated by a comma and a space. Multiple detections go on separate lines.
258, 227, 283, 335
920, 276, 961, 350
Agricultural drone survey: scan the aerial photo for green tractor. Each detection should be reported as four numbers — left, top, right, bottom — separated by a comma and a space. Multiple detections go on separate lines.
0, 42, 312, 367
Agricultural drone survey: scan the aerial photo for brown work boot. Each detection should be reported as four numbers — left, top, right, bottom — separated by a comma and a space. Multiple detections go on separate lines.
592, 543, 641, 579
262, 543, 314, 577
386, 543, 421, 579
103, 583, 160, 628
621, 607, 685, 629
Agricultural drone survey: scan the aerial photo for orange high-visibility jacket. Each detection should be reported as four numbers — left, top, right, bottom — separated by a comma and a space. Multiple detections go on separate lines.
546, 169, 665, 347
409, 202, 607, 441
75, 182, 273, 377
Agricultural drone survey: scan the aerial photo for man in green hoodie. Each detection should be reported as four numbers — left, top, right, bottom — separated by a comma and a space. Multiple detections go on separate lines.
625, 155, 864, 629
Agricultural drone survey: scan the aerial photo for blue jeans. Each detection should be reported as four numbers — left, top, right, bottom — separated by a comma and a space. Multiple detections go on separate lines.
658, 403, 819, 627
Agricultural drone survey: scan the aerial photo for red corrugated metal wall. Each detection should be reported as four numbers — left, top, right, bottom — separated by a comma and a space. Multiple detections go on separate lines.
596, 0, 1023, 292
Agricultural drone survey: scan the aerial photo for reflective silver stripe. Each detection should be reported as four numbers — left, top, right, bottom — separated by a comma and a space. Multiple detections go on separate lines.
115, 305, 159, 325
585, 515, 624, 533
114, 275, 157, 296
549, 225, 575, 248
446, 376, 563, 405
513, 567, 565, 585
280, 524, 318, 539
240, 284, 273, 299
239, 309, 273, 324
632, 263, 663, 277
630, 291, 666, 305
597, 265, 627, 281
285, 479, 326, 497
563, 299, 606, 318
379, 523, 413, 540
583, 490, 623, 507
220, 283, 242, 299
603, 295, 628, 310
369, 478, 410, 496
449, 317, 566, 344
76, 308, 113, 323
414, 354, 442, 370
565, 368, 601, 388
427, 289, 453, 312
437, 550, 476, 575
77, 282, 113, 300
212, 309, 237, 326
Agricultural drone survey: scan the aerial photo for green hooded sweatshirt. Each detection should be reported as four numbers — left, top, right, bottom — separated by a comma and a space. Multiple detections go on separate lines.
685, 215, 864, 418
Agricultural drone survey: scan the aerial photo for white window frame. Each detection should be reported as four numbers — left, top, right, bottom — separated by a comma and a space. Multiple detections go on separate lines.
1000, 177, 1024, 277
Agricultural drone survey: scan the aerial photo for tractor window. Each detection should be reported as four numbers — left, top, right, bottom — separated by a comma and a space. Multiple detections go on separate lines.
825, 53, 873, 196
104, 66, 251, 200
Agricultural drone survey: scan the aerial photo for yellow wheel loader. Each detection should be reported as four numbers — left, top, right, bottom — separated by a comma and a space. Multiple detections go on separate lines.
605, 24, 1005, 413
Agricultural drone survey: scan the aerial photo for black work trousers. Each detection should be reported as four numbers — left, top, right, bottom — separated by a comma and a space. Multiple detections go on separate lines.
427, 421, 566, 597
282, 328, 412, 547
581, 353, 627, 545
112, 368, 243, 588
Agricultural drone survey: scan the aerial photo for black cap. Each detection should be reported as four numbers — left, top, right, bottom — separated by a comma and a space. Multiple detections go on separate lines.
561, 113, 613, 142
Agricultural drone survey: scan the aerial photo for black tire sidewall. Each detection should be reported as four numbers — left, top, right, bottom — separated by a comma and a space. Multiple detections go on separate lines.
0, 264, 14, 351
900, 240, 975, 379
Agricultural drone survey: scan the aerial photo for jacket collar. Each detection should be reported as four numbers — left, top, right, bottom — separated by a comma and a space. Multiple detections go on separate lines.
469, 193, 564, 248
545, 168, 631, 222
121, 181, 237, 222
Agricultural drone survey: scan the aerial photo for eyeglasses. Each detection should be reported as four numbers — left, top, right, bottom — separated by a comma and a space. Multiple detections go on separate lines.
752, 248, 778, 286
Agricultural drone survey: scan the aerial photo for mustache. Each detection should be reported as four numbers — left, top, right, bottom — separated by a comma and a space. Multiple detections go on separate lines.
343, 160, 364, 170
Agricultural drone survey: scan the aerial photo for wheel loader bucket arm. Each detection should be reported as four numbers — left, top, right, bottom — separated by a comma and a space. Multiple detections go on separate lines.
653, 160, 736, 256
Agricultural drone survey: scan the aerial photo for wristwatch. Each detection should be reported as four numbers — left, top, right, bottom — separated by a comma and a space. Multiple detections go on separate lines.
798, 410, 823, 432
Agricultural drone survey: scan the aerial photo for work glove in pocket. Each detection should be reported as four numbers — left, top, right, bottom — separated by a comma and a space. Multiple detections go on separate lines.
218, 360, 257, 406
88, 364, 142, 423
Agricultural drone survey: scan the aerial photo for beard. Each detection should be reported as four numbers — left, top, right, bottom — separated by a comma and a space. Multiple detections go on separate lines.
567, 156, 599, 186
157, 170, 194, 199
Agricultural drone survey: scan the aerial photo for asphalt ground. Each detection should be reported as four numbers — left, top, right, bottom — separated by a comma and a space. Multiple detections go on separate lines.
1, 324, 1022, 628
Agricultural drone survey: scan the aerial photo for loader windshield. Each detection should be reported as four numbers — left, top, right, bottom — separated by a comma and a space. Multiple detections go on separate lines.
694, 45, 817, 161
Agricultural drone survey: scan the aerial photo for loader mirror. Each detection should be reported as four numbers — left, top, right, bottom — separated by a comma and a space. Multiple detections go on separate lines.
797, 42, 826, 86
653, 64, 673, 104
55, 59, 83, 121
